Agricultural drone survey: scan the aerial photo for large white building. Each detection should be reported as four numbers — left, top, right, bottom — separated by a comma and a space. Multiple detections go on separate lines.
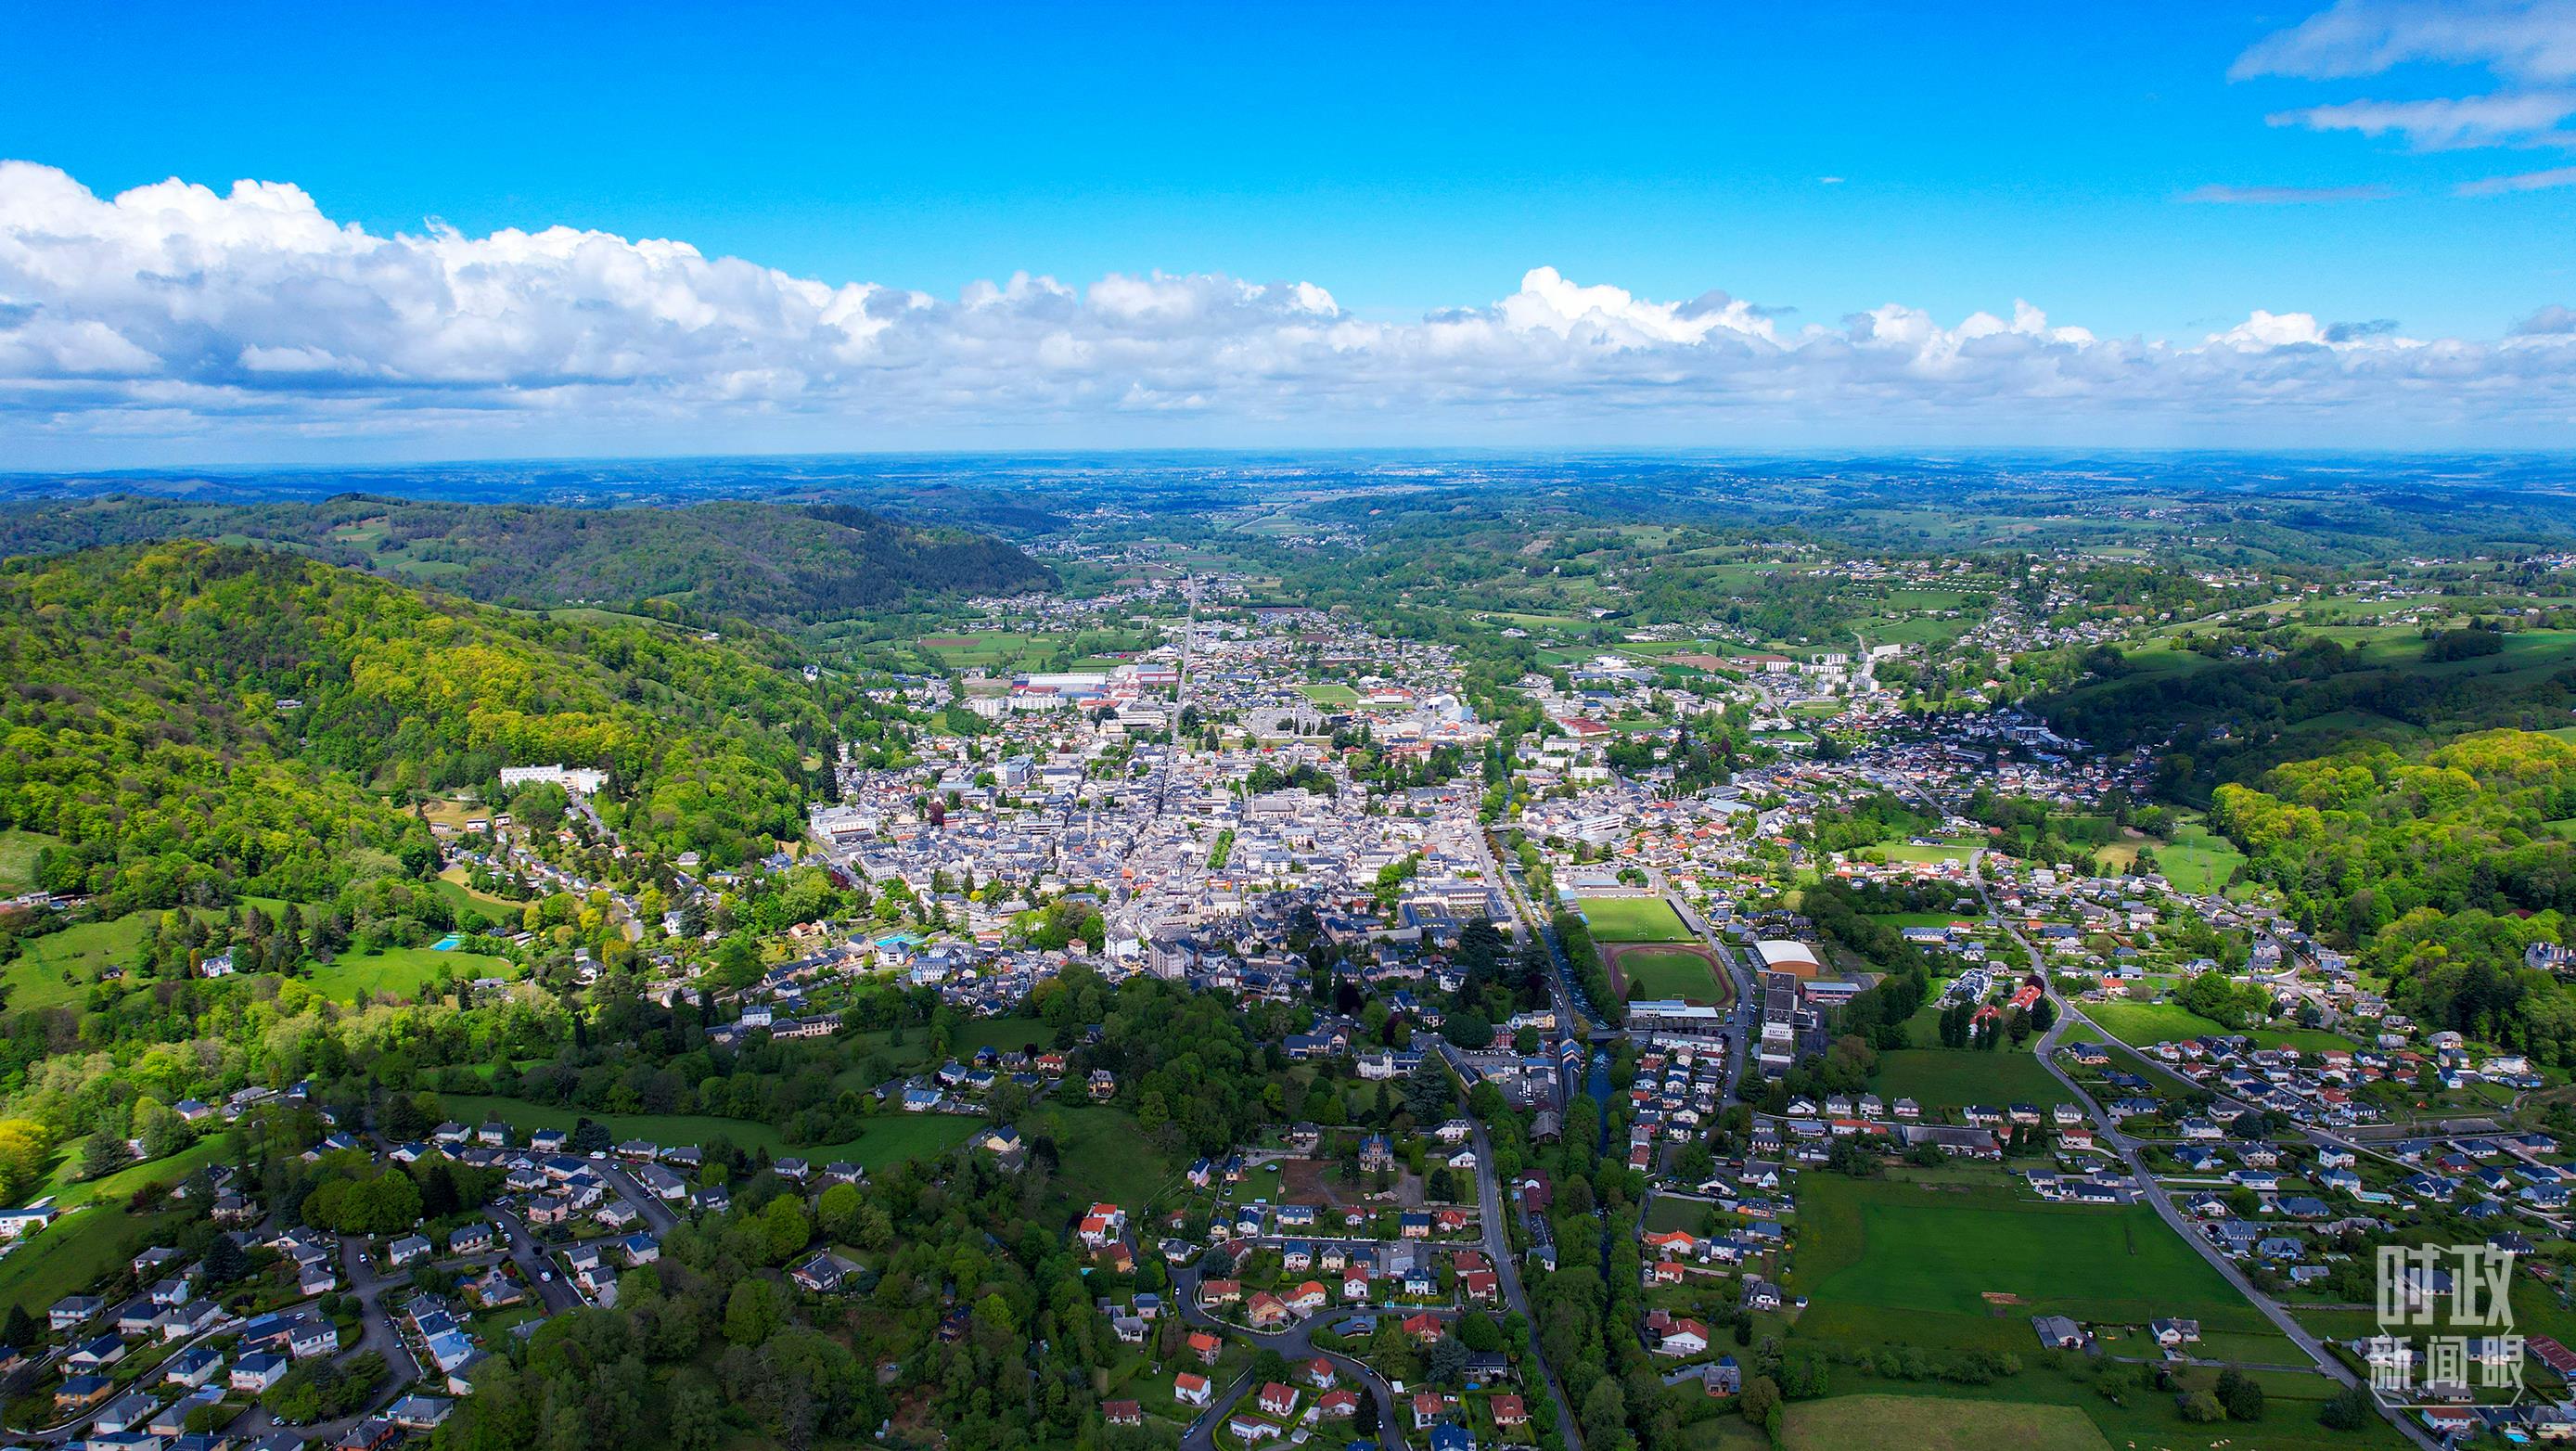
501, 764, 608, 795
1753, 939, 1821, 974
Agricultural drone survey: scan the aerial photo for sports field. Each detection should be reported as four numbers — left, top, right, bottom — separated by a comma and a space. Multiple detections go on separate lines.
1573, 894, 1690, 943
1607, 944, 1731, 1006
1784, 1395, 2108, 1451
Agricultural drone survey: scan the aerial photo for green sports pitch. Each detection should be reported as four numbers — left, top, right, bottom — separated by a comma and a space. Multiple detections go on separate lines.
1572, 894, 1691, 942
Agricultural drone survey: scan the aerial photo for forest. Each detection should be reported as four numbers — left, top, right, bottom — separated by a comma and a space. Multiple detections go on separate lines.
2211, 729, 2576, 1061
0, 541, 843, 929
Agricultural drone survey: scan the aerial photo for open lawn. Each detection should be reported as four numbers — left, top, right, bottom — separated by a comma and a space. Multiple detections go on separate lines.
1644, 1193, 1724, 1236
1572, 895, 1690, 943
2150, 823, 2247, 896
3, 913, 152, 1008
2080, 1000, 2354, 1055
1871, 1048, 2070, 1113
0, 1139, 227, 1319
1795, 1172, 2269, 1353
1780, 1369, 2403, 1451
441, 1093, 982, 1169
1868, 838, 1980, 866
838, 1013, 1053, 1083
1784, 1395, 2107, 1451
0, 829, 57, 894
1019, 1103, 1177, 1209
1609, 946, 1729, 1006
434, 868, 524, 917
307, 944, 517, 1003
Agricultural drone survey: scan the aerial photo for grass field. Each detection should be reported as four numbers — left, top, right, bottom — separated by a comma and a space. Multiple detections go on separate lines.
1784, 1395, 2108, 1451
3, 912, 153, 1008
0, 1139, 228, 1318
1611, 946, 1729, 1005
1293, 683, 1361, 706
1795, 1172, 2270, 1352
307, 945, 517, 1003
1572, 895, 1690, 943
440, 1093, 981, 1170
2148, 822, 2247, 896
0, 829, 57, 894
1868, 837, 1980, 865
1871, 1048, 2070, 1112
434, 868, 524, 916
1019, 1103, 1177, 1209
2080, 1001, 2354, 1055
836, 1013, 1055, 1084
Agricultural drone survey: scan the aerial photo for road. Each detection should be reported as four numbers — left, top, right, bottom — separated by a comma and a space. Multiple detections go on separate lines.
1973, 848, 2443, 1451
596, 1159, 683, 1237
491, 1204, 583, 1315
1442, 1047, 1585, 1451
1169, 1265, 1404, 1451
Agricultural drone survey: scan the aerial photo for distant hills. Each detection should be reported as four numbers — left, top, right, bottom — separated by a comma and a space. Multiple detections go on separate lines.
0, 495, 1055, 628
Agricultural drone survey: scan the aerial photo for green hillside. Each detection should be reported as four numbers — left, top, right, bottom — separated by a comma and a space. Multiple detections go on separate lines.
0, 540, 839, 924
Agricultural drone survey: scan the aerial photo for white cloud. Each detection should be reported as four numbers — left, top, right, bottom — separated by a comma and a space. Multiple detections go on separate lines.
0, 160, 2572, 455
2233, 0, 2576, 84
2178, 183, 2395, 203
2238, 1, 2576, 190
2269, 89, 2576, 148
2459, 162, 2576, 191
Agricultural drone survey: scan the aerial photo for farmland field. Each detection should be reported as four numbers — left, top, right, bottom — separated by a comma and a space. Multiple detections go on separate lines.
2080, 1000, 2353, 1055
1870, 1048, 2069, 1112
1572, 895, 1690, 943
1794, 1172, 2270, 1353
1784, 1395, 2108, 1451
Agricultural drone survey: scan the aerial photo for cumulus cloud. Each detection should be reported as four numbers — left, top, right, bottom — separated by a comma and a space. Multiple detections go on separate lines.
0, 160, 2573, 454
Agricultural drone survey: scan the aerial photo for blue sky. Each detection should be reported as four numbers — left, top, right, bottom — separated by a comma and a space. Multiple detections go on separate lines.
0, 0, 2571, 459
